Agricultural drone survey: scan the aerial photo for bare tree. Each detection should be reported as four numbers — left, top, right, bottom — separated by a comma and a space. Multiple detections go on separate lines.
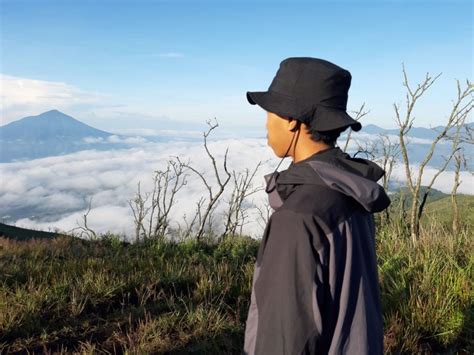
393, 188, 409, 236
221, 161, 264, 240
351, 133, 400, 225
177, 118, 232, 241
177, 196, 205, 241
128, 182, 150, 243
376, 134, 400, 192
449, 121, 472, 234
72, 197, 98, 241
342, 103, 370, 152
148, 158, 188, 239
128, 158, 187, 243
374, 134, 401, 224
352, 139, 378, 160
395, 64, 473, 241
450, 150, 467, 234
255, 197, 273, 233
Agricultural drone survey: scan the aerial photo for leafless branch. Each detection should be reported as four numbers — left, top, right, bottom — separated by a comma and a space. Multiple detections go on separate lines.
177, 118, 232, 241
394, 65, 472, 241
128, 182, 151, 243
255, 197, 273, 234
71, 197, 98, 241
342, 103, 369, 152
127, 157, 188, 243
221, 161, 264, 240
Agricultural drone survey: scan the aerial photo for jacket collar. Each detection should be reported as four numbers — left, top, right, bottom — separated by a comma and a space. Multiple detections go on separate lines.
264, 147, 390, 212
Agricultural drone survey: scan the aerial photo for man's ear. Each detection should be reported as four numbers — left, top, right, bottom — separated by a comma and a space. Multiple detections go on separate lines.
289, 119, 301, 132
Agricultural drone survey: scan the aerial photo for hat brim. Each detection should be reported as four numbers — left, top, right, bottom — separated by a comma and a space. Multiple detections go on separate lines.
247, 90, 300, 119
247, 90, 362, 132
312, 105, 362, 132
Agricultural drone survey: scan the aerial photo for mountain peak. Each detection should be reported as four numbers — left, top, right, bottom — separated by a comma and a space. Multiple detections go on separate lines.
43, 109, 62, 115
0, 110, 111, 141
0, 110, 114, 162
36, 109, 77, 120
44, 109, 62, 114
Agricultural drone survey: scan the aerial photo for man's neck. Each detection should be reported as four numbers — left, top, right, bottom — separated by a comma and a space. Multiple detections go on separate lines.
292, 142, 333, 163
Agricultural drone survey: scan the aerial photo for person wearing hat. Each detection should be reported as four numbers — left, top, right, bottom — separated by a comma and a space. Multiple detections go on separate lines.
243, 57, 390, 355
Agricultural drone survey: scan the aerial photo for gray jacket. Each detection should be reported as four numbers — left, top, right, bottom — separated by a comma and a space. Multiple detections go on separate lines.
244, 147, 390, 355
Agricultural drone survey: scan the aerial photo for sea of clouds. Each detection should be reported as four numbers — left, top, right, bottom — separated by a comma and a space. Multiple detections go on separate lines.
1, 136, 472, 240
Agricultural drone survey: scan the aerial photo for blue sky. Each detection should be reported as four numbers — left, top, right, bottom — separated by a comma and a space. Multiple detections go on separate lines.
1, 0, 472, 135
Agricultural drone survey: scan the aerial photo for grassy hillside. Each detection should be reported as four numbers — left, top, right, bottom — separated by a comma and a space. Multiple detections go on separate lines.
423, 194, 474, 229
0, 195, 473, 353
0, 235, 258, 354
386, 190, 474, 232
0, 223, 59, 241
389, 186, 448, 208
1, 222, 472, 354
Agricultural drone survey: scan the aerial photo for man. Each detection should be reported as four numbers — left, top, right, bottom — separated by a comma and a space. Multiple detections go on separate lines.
243, 57, 390, 355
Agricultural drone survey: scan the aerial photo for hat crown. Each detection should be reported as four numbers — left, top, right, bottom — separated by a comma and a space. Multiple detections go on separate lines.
268, 57, 351, 110
246, 56, 362, 132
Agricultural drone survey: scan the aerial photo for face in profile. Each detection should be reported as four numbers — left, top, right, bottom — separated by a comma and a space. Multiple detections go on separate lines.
265, 111, 297, 158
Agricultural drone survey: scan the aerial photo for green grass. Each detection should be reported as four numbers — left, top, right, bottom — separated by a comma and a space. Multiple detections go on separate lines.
0, 208, 472, 354
389, 187, 449, 209
377, 222, 473, 353
423, 194, 474, 229
0, 235, 259, 354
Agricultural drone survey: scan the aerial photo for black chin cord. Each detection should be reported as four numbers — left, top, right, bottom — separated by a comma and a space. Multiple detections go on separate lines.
265, 125, 300, 193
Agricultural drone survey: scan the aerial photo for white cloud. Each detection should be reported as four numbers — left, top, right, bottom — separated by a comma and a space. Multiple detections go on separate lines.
0, 73, 262, 135
390, 162, 474, 194
1, 138, 471, 241
155, 129, 204, 137
105, 135, 148, 144
16, 205, 133, 237
110, 128, 161, 137
83, 137, 105, 144
82, 135, 149, 145
340, 132, 437, 146
0, 139, 279, 239
0, 73, 108, 125
406, 136, 439, 145
106, 135, 123, 144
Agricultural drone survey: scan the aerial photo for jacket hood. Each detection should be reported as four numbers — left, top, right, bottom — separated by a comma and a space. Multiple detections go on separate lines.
264, 147, 391, 213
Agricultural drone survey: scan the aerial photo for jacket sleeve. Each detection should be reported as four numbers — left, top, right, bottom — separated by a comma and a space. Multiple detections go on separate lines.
244, 208, 328, 355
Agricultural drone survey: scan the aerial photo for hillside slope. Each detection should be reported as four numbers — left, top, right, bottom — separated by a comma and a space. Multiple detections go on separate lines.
423, 194, 474, 228
0, 223, 59, 240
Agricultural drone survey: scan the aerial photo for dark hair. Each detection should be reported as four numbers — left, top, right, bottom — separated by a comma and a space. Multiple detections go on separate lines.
285, 116, 347, 146
303, 119, 347, 146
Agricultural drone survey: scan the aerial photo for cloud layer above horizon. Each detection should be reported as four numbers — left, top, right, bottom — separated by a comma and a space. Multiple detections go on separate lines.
1, 137, 472, 240
1, 139, 278, 238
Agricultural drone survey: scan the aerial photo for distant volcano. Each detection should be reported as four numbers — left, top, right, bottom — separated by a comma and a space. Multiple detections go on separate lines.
0, 110, 123, 162
0, 109, 111, 141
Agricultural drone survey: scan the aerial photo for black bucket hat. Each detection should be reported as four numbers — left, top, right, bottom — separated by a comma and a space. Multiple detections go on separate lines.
247, 57, 362, 132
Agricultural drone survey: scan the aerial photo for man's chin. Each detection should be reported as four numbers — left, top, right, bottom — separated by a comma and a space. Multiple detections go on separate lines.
267, 144, 284, 158
273, 150, 286, 159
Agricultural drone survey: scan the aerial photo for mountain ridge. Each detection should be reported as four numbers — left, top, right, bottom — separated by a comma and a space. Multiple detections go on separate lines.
362, 123, 474, 140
